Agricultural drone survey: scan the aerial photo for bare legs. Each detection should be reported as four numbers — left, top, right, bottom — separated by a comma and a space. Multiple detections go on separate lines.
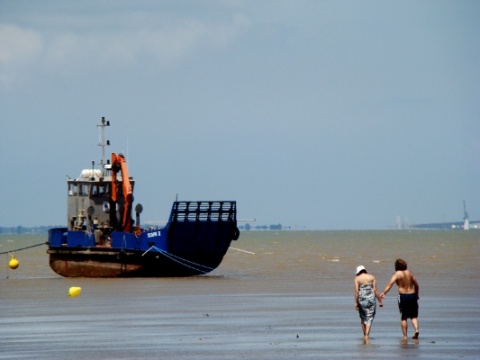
361, 322, 372, 341
400, 318, 419, 339
400, 319, 408, 339
412, 318, 419, 339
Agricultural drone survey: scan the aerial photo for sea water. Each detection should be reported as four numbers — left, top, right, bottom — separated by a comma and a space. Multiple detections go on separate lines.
0, 231, 479, 359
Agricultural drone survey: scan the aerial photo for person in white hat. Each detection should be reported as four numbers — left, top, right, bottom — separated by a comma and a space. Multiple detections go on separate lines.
354, 265, 383, 342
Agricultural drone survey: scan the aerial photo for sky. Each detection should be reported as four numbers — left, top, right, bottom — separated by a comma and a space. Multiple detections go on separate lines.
1, 0, 479, 230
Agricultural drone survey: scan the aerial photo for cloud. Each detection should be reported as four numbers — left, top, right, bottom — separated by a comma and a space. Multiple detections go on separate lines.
135, 15, 250, 64
1, 14, 250, 87
0, 24, 43, 89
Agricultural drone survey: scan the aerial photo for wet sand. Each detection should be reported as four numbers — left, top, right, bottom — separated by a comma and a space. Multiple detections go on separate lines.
1, 231, 479, 359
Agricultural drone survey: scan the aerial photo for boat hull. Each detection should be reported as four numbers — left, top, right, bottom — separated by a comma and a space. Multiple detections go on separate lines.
47, 247, 227, 277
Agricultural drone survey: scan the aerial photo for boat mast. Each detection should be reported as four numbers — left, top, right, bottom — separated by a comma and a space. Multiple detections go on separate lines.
97, 117, 110, 177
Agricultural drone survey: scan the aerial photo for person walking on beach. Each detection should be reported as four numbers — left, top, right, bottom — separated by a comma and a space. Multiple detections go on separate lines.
380, 259, 420, 340
354, 265, 383, 341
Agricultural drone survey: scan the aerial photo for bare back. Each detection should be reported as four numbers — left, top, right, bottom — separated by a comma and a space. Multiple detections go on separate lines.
356, 273, 375, 286
393, 270, 417, 294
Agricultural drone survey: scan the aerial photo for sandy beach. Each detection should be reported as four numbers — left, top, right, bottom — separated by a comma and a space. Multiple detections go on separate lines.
1, 230, 479, 359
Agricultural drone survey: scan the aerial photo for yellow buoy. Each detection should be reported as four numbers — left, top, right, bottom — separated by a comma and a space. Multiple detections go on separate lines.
9, 256, 19, 270
68, 286, 82, 297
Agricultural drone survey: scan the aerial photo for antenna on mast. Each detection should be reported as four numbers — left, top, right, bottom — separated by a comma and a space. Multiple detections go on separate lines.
97, 117, 110, 176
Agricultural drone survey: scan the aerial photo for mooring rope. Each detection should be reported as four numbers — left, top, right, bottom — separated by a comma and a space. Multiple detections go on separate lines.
142, 245, 215, 274
0, 242, 47, 255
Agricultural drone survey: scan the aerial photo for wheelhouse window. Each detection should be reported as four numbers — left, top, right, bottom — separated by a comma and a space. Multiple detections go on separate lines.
90, 183, 110, 198
68, 183, 90, 196
78, 183, 89, 196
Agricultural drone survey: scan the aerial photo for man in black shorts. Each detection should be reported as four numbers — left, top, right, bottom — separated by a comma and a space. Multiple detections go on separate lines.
380, 259, 420, 340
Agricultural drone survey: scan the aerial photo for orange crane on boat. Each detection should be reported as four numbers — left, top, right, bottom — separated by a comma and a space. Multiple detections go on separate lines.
111, 153, 134, 232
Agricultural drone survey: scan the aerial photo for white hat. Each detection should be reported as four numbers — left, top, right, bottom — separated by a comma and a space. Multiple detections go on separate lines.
355, 265, 366, 275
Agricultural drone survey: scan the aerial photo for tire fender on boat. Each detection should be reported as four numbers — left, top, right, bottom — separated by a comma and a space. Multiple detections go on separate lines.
232, 227, 240, 241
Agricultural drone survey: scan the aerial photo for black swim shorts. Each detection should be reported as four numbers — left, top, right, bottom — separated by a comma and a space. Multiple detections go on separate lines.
398, 293, 418, 320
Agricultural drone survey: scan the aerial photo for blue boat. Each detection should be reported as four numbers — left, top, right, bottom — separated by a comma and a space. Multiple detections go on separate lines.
47, 118, 239, 277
